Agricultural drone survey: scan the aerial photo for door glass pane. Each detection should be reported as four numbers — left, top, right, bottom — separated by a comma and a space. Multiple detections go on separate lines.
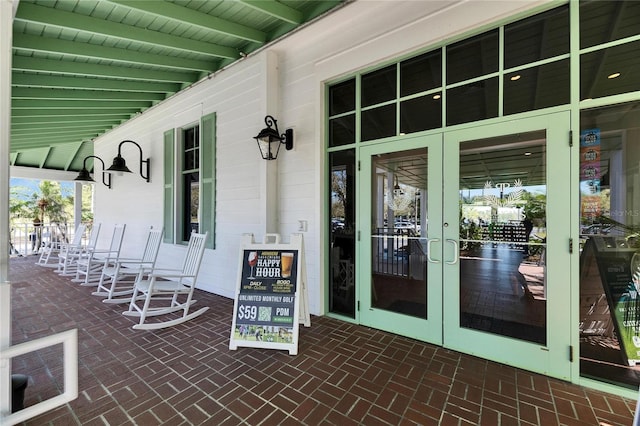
400, 94, 442, 134
580, 1, 640, 49
446, 30, 498, 85
579, 102, 640, 389
400, 49, 442, 97
329, 78, 356, 116
459, 130, 547, 344
504, 5, 569, 69
371, 148, 428, 319
504, 59, 570, 116
362, 65, 396, 108
580, 40, 640, 101
446, 77, 499, 126
362, 104, 396, 141
329, 115, 356, 147
329, 149, 356, 317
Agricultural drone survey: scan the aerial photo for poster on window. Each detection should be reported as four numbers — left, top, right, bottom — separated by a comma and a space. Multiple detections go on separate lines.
580, 128, 601, 217
229, 233, 310, 355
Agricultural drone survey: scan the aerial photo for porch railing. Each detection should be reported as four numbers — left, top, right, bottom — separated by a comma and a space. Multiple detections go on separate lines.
9, 222, 86, 257
372, 228, 426, 278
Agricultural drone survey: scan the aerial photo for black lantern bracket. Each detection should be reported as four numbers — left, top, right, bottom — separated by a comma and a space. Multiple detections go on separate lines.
253, 115, 294, 160
74, 155, 112, 189
106, 140, 151, 182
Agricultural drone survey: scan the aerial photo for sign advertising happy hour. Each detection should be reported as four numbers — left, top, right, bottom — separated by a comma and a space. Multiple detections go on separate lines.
230, 234, 310, 355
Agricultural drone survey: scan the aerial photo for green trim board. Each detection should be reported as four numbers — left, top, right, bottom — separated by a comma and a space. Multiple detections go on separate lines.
201, 112, 216, 250
163, 128, 175, 244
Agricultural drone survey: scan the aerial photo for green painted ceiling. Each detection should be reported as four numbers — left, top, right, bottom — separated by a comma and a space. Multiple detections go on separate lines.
10, 0, 344, 173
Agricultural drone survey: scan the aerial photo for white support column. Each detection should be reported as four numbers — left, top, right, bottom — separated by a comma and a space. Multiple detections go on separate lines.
376, 174, 385, 229
420, 190, 427, 238
386, 171, 395, 225
74, 182, 83, 230
259, 50, 280, 235
1, 0, 16, 418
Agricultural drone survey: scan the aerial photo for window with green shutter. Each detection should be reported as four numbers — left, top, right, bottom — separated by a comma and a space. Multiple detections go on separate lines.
163, 112, 216, 249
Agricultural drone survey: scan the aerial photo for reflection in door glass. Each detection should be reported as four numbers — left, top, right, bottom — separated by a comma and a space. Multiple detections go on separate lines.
371, 149, 428, 319
579, 103, 640, 389
459, 131, 547, 344
329, 150, 356, 317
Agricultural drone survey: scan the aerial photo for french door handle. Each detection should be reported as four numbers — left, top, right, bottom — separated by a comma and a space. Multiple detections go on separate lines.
446, 239, 459, 265
427, 238, 441, 263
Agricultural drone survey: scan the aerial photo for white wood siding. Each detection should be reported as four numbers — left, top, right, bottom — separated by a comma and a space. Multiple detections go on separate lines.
92, 0, 547, 315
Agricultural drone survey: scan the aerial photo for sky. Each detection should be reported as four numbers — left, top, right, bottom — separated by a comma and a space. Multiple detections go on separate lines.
10, 178, 74, 199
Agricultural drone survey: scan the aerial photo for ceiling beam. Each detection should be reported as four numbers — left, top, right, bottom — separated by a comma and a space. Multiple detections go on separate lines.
12, 87, 166, 101
12, 56, 197, 83
237, 0, 303, 25
12, 134, 100, 146
12, 129, 100, 142
15, 2, 240, 59
13, 33, 218, 73
109, 0, 266, 43
39, 146, 54, 169
11, 99, 152, 109
64, 142, 86, 171
11, 73, 179, 93
11, 119, 122, 130
12, 115, 129, 125
12, 108, 140, 117
12, 125, 112, 136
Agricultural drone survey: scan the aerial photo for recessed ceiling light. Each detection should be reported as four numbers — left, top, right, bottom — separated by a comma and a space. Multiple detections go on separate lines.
433, 94, 441, 100
510, 75, 521, 81
524, 152, 532, 156
608, 72, 621, 79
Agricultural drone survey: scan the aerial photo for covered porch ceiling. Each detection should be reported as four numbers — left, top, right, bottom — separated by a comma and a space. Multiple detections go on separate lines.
9, 0, 345, 174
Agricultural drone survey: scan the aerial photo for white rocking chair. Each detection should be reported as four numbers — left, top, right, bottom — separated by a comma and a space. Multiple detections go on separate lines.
74, 224, 126, 286
57, 223, 100, 276
92, 227, 164, 303
37, 224, 86, 268
123, 232, 209, 330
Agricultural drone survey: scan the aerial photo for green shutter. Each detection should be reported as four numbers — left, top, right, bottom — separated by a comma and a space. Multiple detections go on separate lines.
163, 128, 175, 244
201, 112, 216, 249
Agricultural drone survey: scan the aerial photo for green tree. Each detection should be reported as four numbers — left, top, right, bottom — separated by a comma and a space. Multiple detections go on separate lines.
81, 184, 94, 223
10, 181, 75, 250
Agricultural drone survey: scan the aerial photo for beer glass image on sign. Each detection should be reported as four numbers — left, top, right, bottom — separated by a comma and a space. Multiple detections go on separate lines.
281, 252, 294, 278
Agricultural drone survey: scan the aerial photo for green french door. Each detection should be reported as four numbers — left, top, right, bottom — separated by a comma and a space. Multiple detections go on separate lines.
359, 134, 444, 344
359, 112, 572, 379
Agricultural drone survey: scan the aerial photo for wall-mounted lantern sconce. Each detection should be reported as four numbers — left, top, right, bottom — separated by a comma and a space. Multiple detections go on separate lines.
106, 140, 150, 182
74, 155, 112, 189
253, 115, 294, 160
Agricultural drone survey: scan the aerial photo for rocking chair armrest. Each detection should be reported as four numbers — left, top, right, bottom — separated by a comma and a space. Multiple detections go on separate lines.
113, 257, 143, 263
88, 248, 119, 255
149, 269, 195, 279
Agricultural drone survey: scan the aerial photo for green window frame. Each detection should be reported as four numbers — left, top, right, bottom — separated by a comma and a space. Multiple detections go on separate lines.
163, 112, 216, 249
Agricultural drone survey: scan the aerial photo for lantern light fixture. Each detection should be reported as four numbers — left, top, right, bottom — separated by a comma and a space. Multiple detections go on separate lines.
74, 155, 112, 189
253, 115, 293, 160
106, 140, 150, 182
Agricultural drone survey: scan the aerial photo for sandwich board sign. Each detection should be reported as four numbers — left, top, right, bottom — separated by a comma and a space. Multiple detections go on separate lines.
229, 233, 310, 355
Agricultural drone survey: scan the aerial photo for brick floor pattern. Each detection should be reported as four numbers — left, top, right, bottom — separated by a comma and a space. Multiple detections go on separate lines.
7, 256, 637, 425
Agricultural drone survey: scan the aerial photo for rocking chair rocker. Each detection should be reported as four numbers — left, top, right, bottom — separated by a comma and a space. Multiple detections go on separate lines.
123, 232, 208, 330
